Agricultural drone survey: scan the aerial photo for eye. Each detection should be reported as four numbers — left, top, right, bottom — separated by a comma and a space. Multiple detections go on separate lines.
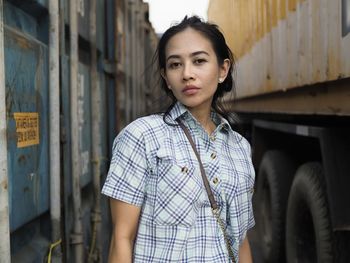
168, 62, 181, 69
194, 58, 207, 65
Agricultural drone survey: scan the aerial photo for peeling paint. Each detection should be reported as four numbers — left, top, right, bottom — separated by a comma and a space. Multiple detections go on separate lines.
1, 180, 8, 190
209, 0, 350, 109
4, 21, 49, 230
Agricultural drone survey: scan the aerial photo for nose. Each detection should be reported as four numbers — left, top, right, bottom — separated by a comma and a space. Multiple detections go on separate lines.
182, 62, 194, 81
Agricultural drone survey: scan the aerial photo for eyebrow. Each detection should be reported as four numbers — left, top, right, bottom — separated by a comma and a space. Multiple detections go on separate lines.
166, 51, 210, 62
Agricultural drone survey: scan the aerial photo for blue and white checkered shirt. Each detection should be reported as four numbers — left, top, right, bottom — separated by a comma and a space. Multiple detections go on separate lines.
102, 102, 255, 262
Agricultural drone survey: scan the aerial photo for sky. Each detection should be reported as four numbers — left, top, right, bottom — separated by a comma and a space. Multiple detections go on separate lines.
143, 0, 209, 34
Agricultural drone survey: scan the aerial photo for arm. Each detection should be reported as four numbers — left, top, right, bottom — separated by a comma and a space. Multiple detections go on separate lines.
108, 198, 142, 263
238, 236, 253, 263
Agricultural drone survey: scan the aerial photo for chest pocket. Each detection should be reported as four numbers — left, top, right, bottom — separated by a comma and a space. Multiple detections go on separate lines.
154, 161, 203, 227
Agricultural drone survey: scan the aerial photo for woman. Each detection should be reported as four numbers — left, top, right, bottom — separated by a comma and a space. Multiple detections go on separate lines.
102, 16, 255, 262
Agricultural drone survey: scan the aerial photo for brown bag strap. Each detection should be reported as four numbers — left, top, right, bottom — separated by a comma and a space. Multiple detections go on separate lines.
176, 119, 236, 263
176, 119, 218, 210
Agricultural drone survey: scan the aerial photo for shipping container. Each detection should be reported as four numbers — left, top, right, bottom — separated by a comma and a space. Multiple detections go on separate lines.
0, 0, 158, 262
209, 0, 350, 262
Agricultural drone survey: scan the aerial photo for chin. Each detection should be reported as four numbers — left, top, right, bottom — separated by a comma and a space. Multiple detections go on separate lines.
177, 96, 212, 110
179, 100, 199, 108
182, 101, 206, 110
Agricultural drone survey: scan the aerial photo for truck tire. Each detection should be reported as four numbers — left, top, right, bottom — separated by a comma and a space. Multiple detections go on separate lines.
286, 162, 333, 263
257, 150, 295, 263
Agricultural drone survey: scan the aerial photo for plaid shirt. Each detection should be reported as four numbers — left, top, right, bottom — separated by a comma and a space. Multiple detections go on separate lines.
102, 102, 255, 262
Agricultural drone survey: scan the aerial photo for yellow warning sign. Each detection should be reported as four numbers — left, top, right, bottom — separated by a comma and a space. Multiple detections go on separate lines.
13, 112, 39, 148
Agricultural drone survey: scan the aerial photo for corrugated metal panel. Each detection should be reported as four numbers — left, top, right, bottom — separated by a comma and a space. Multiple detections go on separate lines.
208, 0, 350, 100
63, 0, 105, 51
105, 0, 117, 151
96, 0, 105, 52
63, 0, 89, 43
77, 63, 92, 187
4, 2, 38, 37
77, 0, 90, 42
3, 0, 157, 261
61, 58, 94, 191
98, 72, 108, 175
61, 56, 72, 194
0, 0, 11, 259
5, 24, 49, 231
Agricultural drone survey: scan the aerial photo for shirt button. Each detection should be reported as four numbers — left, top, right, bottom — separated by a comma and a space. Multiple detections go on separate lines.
212, 177, 219, 185
181, 166, 189, 174
210, 135, 216, 141
210, 153, 217, 160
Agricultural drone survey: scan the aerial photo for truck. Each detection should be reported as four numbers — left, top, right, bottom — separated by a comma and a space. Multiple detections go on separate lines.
208, 0, 350, 262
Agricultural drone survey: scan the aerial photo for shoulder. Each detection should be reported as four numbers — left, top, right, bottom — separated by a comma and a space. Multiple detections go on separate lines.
113, 114, 170, 169
119, 114, 165, 136
228, 130, 252, 156
136, 114, 167, 129
238, 133, 251, 152
114, 114, 169, 148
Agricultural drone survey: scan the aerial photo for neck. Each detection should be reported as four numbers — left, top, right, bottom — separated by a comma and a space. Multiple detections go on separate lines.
188, 104, 215, 135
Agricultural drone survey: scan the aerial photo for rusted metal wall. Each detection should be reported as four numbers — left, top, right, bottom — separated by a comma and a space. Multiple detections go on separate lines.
117, 0, 158, 130
3, 0, 157, 262
4, 2, 50, 232
0, 0, 11, 260
208, 0, 350, 115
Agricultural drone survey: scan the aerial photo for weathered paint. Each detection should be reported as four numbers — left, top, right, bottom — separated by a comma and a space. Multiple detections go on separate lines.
0, 0, 11, 261
69, 1, 84, 261
233, 80, 350, 115
5, 26, 49, 231
96, 0, 105, 52
209, 0, 306, 59
63, 0, 105, 51
60, 60, 94, 187
79, 66, 92, 186
48, 0, 61, 257
3, 0, 157, 261
208, 0, 350, 115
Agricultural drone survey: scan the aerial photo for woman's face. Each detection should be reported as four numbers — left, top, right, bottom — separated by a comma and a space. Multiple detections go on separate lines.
162, 28, 229, 112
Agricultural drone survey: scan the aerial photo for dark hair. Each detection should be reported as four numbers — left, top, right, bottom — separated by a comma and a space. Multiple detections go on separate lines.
153, 15, 238, 126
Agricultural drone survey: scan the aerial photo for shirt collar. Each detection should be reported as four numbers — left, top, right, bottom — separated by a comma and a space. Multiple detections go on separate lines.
168, 101, 231, 132
168, 101, 188, 121
211, 111, 231, 132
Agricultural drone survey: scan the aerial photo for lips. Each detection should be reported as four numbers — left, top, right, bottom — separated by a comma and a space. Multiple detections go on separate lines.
182, 85, 200, 95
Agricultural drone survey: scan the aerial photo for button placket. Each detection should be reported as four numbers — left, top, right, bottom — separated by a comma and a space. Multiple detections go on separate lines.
206, 137, 219, 186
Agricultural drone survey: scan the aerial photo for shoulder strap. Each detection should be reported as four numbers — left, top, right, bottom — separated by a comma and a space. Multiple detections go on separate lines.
176, 119, 236, 263
176, 119, 218, 210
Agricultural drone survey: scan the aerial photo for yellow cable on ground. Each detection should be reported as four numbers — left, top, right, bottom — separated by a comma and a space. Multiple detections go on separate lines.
47, 239, 62, 263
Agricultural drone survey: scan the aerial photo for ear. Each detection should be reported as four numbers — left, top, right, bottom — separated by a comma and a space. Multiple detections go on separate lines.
219, 59, 231, 81
160, 69, 172, 89
160, 68, 167, 83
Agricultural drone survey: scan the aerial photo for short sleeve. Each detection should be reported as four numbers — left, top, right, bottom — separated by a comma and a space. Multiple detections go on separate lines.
229, 135, 255, 263
246, 189, 255, 230
242, 139, 256, 240
101, 122, 148, 207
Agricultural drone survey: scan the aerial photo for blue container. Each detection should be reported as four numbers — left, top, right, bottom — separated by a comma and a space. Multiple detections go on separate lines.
4, 2, 50, 232
2, 0, 142, 261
